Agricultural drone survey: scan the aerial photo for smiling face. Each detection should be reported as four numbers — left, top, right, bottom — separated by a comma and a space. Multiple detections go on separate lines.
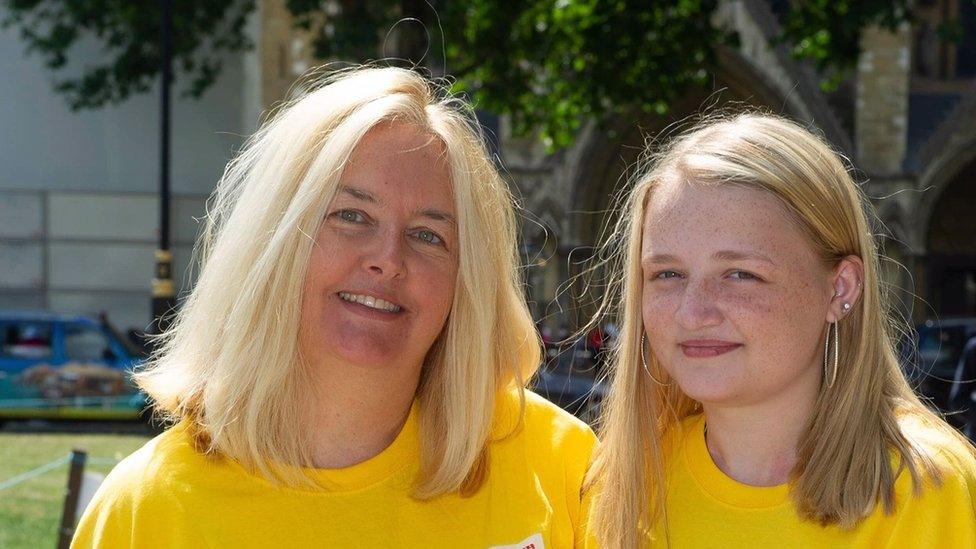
640, 181, 836, 407
299, 123, 458, 377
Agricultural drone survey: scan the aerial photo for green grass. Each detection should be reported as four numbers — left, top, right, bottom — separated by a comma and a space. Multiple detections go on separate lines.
0, 428, 151, 549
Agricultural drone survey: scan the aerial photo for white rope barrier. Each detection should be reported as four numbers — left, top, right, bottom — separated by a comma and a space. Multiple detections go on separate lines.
0, 455, 71, 491
0, 454, 121, 491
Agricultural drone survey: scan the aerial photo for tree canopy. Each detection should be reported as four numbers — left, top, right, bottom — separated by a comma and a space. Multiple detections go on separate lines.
3, 0, 912, 147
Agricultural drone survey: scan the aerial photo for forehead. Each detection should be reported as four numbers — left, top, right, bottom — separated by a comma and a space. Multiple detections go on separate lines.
642, 180, 815, 264
340, 123, 454, 210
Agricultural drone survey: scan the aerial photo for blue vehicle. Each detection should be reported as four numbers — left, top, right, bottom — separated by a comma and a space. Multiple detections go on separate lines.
0, 312, 147, 421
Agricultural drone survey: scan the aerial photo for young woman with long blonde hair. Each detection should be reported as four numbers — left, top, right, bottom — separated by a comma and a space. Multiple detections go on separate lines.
585, 113, 976, 547
72, 67, 595, 548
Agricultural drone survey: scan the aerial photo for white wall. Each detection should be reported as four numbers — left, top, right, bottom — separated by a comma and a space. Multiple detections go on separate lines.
0, 189, 203, 331
0, 20, 257, 331
0, 24, 250, 193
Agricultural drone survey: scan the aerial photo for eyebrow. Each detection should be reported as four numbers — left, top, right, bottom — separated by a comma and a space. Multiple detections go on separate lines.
340, 185, 376, 203
643, 253, 681, 265
421, 209, 456, 226
643, 250, 776, 265
713, 250, 776, 265
339, 185, 456, 226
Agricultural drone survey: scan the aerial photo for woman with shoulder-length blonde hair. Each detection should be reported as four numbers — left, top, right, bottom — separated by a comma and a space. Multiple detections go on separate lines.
585, 113, 976, 547
73, 66, 596, 548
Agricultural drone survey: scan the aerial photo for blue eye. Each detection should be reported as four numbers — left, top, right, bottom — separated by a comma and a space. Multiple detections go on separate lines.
729, 270, 759, 281
415, 229, 443, 245
654, 271, 681, 280
335, 210, 365, 223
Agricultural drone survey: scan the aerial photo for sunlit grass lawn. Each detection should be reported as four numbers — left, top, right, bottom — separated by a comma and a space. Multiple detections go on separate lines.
0, 427, 151, 549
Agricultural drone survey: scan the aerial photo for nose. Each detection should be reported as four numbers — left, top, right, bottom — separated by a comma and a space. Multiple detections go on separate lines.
674, 278, 723, 330
365, 229, 406, 280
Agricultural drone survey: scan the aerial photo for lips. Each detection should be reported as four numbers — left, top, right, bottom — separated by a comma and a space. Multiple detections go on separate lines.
678, 339, 743, 358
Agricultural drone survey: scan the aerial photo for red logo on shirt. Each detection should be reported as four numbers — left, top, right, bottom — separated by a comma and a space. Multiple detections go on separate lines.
488, 532, 544, 549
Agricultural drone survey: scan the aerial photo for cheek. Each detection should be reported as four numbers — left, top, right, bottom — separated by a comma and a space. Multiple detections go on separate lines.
641, 287, 675, 342
300, 234, 354, 316
719, 286, 776, 323
413, 259, 458, 320
743, 280, 823, 333
763, 282, 827, 353
729, 284, 825, 373
304, 243, 342, 295
721, 287, 797, 354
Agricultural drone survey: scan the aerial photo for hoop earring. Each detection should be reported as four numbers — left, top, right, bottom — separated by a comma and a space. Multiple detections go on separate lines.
823, 321, 839, 388
641, 333, 670, 386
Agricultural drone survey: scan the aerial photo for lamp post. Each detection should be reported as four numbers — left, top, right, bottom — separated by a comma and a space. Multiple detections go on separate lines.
152, 0, 176, 333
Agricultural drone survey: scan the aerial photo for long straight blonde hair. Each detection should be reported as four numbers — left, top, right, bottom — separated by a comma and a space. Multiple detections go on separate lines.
136, 66, 539, 497
587, 113, 976, 546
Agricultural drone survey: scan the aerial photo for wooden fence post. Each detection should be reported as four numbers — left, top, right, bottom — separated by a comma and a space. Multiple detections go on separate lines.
57, 449, 87, 549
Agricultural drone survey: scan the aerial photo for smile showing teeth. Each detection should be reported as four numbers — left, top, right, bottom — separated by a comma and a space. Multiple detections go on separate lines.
338, 292, 402, 313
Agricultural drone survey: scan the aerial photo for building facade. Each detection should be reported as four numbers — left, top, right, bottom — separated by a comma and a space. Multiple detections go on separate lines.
499, 0, 976, 327
1, 0, 973, 332
0, 2, 274, 331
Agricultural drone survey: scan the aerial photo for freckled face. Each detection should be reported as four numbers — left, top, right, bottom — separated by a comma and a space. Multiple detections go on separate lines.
299, 123, 458, 374
641, 182, 833, 406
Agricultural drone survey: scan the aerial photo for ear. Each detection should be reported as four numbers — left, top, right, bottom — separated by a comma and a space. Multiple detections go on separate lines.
827, 255, 864, 323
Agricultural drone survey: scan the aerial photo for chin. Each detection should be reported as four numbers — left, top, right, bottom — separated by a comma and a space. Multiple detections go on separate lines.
678, 385, 739, 406
670, 367, 747, 405
329, 337, 405, 369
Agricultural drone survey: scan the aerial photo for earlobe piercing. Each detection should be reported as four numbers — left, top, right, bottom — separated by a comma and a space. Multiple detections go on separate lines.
842, 302, 851, 312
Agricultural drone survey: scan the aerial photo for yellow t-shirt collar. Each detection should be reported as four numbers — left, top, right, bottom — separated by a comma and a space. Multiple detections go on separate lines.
305, 400, 422, 492
682, 413, 791, 509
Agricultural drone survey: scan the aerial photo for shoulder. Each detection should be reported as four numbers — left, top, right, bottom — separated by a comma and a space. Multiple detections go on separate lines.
490, 388, 598, 484
494, 387, 598, 455
490, 388, 599, 533
100, 421, 216, 496
897, 415, 976, 518
899, 414, 976, 477
72, 422, 222, 546
926, 429, 976, 508
88, 423, 187, 501
875, 418, 976, 545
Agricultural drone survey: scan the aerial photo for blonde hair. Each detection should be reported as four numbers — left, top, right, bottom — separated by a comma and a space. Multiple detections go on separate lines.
587, 113, 976, 546
136, 66, 539, 498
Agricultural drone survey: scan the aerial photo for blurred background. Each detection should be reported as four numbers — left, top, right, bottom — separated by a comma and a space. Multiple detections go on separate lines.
0, 1, 975, 544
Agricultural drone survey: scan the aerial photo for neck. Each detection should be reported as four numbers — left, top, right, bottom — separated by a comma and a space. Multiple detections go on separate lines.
307, 356, 422, 469
701, 365, 820, 487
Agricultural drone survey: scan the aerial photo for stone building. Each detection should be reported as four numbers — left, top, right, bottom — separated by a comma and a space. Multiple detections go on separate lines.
1, 0, 973, 331
493, 0, 976, 327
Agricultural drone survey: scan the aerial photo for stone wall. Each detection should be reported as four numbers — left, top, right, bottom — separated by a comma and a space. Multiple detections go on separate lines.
856, 25, 912, 176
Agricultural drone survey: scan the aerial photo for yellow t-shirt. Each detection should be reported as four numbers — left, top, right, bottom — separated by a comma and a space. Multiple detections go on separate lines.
71, 389, 596, 548
645, 414, 976, 548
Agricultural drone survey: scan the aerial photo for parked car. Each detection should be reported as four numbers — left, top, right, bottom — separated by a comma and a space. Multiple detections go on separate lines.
0, 311, 147, 422
911, 317, 976, 416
